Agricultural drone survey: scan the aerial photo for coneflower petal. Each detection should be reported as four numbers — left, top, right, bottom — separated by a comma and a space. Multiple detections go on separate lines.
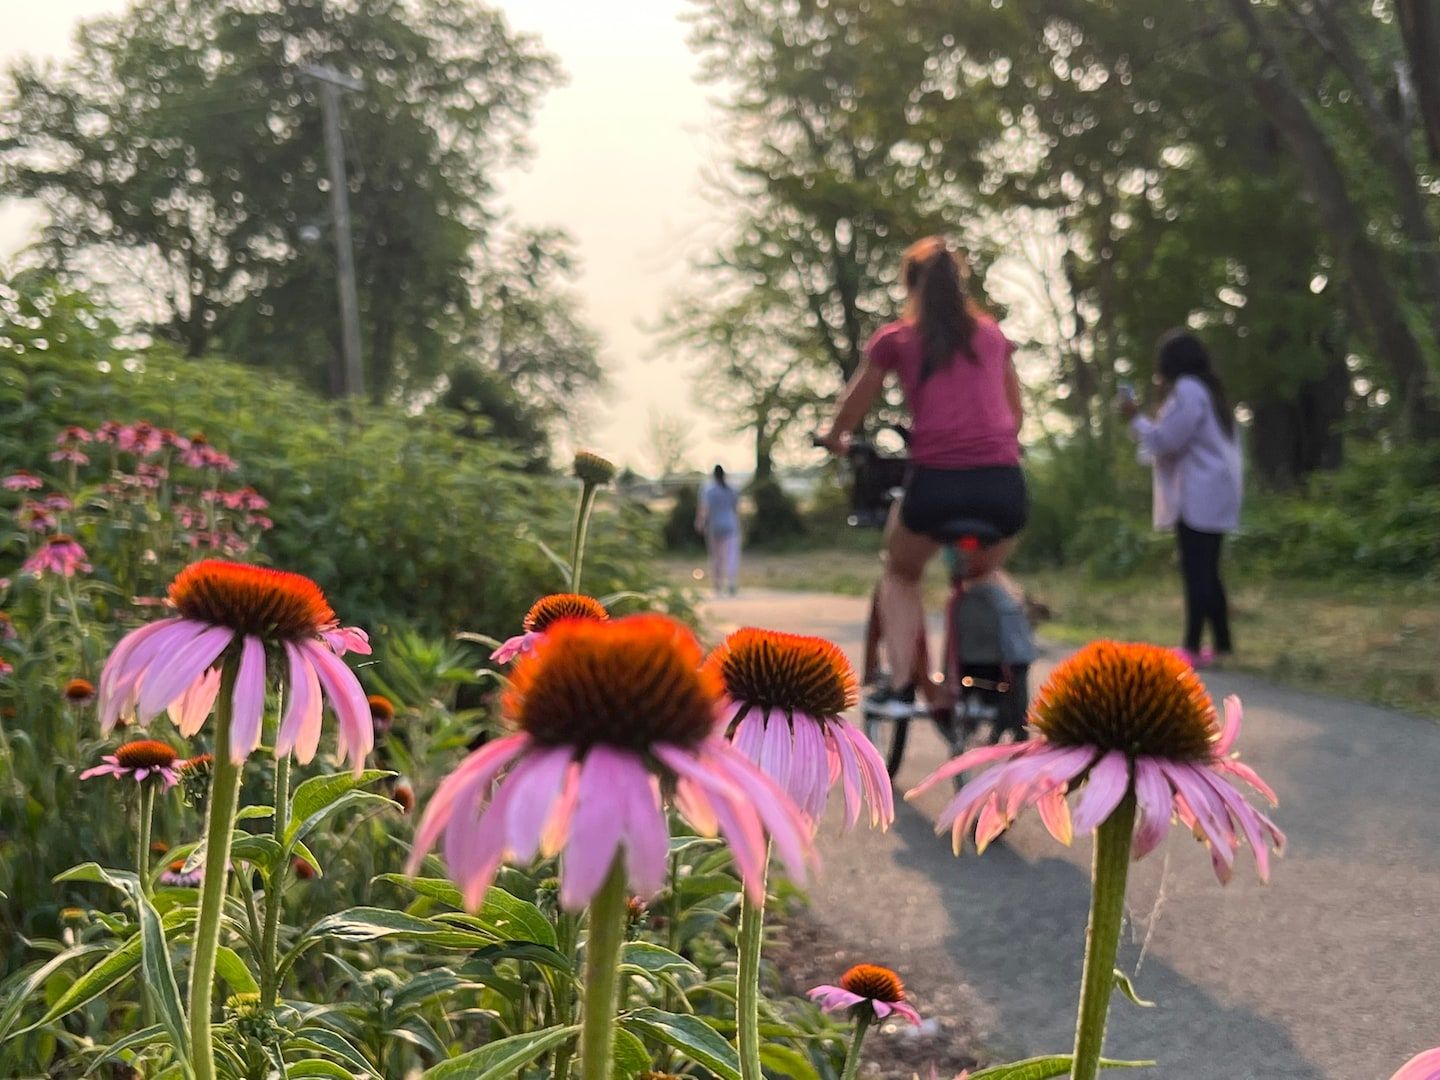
1214, 695, 1243, 756
907, 740, 1034, 799
622, 772, 669, 897
1160, 762, 1237, 878
829, 721, 864, 828
707, 740, 814, 884
136, 624, 234, 722
791, 714, 829, 819
1131, 757, 1174, 860
840, 721, 894, 828
103, 619, 200, 729
733, 712, 766, 762
99, 618, 179, 719
759, 711, 793, 791
276, 642, 323, 762
408, 734, 529, 874
1069, 751, 1130, 834
302, 640, 372, 773
1035, 785, 1072, 845
170, 666, 222, 737
228, 636, 267, 763
503, 744, 574, 861
1200, 767, 1273, 883
561, 747, 632, 909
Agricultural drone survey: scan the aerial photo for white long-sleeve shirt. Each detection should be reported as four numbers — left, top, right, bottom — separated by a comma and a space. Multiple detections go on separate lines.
1129, 375, 1243, 534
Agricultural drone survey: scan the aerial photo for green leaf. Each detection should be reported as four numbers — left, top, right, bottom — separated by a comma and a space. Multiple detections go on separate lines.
0, 944, 106, 1044
289, 769, 393, 828
230, 834, 284, 868
421, 1024, 577, 1080
288, 790, 394, 852
621, 942, 700, 977
1112, 969, 1155, 1008
300, 907, 491, 950
471, 941, 574, 973
376, 873, 463, 910
965, 1056, 1154, 1079
138, 889, 189, 1061
286, 1063, 355, 1079
612, 1026, 652, 1079
236, 805, 275, 822
215, 947, 259, 995
286, 770, 394, 846
54, 862, 141, 893
623, 1007, 741, 1080
17, 936, 142, 1034
289, 1028, 378, 1077
760, 1043, 823, 1080
474, 888, 556, 947
83, 1023, 168, 1075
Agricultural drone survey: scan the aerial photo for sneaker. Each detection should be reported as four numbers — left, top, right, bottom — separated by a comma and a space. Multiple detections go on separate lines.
864, 682, 917, 719
1199, 646, 1216, 669
1173, 647, 1202, 670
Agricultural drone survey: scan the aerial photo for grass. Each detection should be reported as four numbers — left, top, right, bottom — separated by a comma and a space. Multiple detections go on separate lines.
662, 541, 1440, 719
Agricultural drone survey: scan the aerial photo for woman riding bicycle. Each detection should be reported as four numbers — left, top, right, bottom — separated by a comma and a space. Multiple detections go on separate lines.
817, 237, 1027, 715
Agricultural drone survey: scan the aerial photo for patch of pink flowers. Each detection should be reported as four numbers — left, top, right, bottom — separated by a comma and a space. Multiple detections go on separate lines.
22, 536, 92, 578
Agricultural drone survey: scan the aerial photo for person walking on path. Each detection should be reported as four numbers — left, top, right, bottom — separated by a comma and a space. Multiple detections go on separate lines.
1121, 329, 1242, 668
817, 237, 1026, 715
696, 465, 742, 596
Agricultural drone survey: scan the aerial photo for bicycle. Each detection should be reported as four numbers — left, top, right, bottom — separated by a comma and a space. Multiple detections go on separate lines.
825, 427, 1038, 781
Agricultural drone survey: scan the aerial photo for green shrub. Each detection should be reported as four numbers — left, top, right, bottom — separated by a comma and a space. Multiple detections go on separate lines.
745, 476, 806, 546
662, 485, 704, 551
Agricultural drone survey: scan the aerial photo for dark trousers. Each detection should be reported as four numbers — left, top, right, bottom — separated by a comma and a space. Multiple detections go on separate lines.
1176, 522, 1232, 654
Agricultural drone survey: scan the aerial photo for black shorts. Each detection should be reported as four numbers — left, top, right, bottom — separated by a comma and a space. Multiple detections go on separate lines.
900, 465, 1029, 539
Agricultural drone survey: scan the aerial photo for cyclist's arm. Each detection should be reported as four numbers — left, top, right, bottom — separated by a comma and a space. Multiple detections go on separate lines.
820, 358, 886, 447
1004, 354, 1024, 434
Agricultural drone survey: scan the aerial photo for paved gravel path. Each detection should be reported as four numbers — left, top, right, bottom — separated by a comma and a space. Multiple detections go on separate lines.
702, 588, 1439, 1080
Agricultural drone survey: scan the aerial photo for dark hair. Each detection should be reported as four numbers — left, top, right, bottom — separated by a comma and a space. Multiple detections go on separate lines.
902, 237, 982, 381
1156, 330, 1235, 436
712, 464, 727, 487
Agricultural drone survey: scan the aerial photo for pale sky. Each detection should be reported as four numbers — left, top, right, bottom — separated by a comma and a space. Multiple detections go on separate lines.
0, 0, 745, 474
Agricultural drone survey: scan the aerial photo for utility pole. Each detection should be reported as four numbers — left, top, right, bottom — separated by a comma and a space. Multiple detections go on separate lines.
301, 64, 366, 399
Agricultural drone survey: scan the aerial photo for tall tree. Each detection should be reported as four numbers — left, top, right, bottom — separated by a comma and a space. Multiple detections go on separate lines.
2, 0, 558, 402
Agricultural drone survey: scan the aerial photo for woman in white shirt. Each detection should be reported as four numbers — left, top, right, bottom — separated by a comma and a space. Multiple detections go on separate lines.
1121, 330, 1243, 668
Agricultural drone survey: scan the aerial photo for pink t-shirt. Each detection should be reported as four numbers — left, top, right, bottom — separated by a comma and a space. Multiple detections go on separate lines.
867, 318, 1021, 469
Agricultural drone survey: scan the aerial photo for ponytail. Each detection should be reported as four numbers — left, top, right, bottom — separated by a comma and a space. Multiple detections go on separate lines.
902, 237, 980, 381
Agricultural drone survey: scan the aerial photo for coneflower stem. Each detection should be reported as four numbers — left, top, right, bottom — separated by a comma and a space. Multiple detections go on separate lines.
569, 482, 599, 593
736, 849, 769, 1080
136, 783, 155, 898
838, 1010, 872, 1080
260, 752, 290, 1009
580, 859, 628, 1080
189, 660, 243, 1080
1070, 793, 1136, 1080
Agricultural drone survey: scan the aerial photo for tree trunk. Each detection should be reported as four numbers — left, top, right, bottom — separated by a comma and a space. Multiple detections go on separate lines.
753, 422, 774, 481
1395, 0, 1440, 164
1223, 0, 1437, 436
1249, 351, 1349, 486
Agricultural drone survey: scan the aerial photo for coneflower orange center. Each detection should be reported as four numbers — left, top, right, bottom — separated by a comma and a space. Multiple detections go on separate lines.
708, 628, 857, 718
522, 593, 609, 634
368, 694, 395, 720
115, 740, 180, 769
169, 559, 335, 640
1031, 640, 1218, 761
839, 963, 906, 1002
505, 614, 719, 751
64, 677, 96, 701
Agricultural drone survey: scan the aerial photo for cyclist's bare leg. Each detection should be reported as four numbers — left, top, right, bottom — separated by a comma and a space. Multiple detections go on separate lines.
878, 500, 938, 697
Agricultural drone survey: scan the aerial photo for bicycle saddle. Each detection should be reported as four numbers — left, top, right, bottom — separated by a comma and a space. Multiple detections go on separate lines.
929, 517, 1004, 546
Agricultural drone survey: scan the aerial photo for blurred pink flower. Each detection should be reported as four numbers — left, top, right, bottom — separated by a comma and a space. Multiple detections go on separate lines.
1390, 1048, 1440, 1080
55, 425, 93, 445
808, 964, 921, 1026
23, 535, 92, 578
3, 471, 44, 491
117, 422, 164, 456
491, 593, 609, 664
80, 739, 183, 788
411, 615, 816, 911
93, 420, 123, 444
19, 503, 56, 532
707, 627, 892, 828
49, 448, 89, 466
909, 643, 1285, 884
99, 559, 373, 769
42, 494, 73, 512
247, 514, 274, 531
0, 658, 12, 678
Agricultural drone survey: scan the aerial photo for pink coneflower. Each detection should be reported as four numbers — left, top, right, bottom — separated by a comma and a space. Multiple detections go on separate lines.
93, 420, 123, 444
18, 502, 55, 532
159, 857, 203, 888
248, 514, 274, 532
98, 559, 373, 768
808, 964, 922, 1026
3, 470, 44, 491
491, 593, 609, 663
22, 535, 92, 578
908, 641, 1284, 883
117, 422, 163, 457
368, 694, 395, 738
1390, 1048, 1440, 1080
707, 628, 892, 828
410, 614, 816, 911
56, 425, 93, 445
0, 659, 12, 679
42, 494, 73, 512
80, 739, 184, 788
50, 448, 89, 466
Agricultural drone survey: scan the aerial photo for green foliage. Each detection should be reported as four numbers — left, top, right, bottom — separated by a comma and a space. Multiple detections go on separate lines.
745, 477, 806, 548
662, 485, 704, 552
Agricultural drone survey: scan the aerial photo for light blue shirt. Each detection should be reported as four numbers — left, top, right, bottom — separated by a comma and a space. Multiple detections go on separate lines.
700, 481, 740, 536
1130, 376, 1242, 534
